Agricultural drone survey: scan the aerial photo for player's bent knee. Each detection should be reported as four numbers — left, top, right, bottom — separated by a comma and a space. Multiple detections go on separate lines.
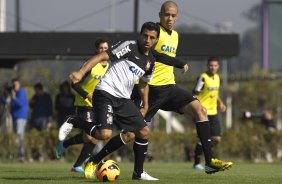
88, 136, 98, 144
135, 126, 150, 139
197, 108, 208, 121
96, 129, 112, 140
190, 101, 208, 121
181, 101, 208, 121
83, 132, 97, 144
121, 132, 135, 143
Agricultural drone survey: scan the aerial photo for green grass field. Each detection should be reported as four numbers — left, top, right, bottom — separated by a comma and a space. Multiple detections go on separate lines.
1, 161, 282, 184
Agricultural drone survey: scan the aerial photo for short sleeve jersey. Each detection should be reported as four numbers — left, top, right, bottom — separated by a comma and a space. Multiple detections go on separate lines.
95, 40, 155, 99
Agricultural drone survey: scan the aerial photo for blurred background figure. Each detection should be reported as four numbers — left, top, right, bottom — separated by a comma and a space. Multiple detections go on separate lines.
29, 82, 53, 161
261, 110, 276, 132
55, 81, 75, 129
30, 82, 53, 131
244, 98, 277, 132
10, 78, 29, 161
244, 110, 276, 132
0, 83, 13, 134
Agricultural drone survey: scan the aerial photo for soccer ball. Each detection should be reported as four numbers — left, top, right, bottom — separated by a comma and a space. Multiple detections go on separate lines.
95, 160, 120, 182
84, 162, 97, 179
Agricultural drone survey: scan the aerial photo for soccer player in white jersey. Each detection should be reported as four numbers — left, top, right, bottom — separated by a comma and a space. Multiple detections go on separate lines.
59, 22, 159, 180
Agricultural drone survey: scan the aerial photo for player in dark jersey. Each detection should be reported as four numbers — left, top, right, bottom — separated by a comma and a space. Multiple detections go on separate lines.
58, 22, 160, 180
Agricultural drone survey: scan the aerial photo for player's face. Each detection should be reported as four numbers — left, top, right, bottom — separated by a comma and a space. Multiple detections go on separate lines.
139, 29, 158, 51
98, 42, 109, 53
208, 60, 219, 75
159, 6, 178, 30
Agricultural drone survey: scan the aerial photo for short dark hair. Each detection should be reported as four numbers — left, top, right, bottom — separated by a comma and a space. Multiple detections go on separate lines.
207, 57, 219, 64
60, 80, 71, 91
95, 37, 110, 50
34, 82, 43, 90
140, 22, 160, 38
11, 78, 20, 83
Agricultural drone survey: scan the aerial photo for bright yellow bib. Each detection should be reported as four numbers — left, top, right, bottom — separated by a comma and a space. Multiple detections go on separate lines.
149, 26, 178, 86
74, 63, 109, 107
197, 73, 220, 115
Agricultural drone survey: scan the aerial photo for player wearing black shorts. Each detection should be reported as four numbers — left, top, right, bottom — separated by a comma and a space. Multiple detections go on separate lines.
55, 38, 110, 174
84, 1, 233, 178
142, 2, 231, 174
59, 22, 160, 180
192, 57, 227, 170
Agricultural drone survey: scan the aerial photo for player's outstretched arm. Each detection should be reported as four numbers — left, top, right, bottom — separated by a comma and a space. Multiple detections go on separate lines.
151, 50, 188, 71
69, 52, 109, 84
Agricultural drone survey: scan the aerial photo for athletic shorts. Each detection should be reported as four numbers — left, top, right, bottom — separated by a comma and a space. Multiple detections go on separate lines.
131, 84, 197, 122
208, 115, 221, 136
75, 106, 95, 123
92, 90, 147, 132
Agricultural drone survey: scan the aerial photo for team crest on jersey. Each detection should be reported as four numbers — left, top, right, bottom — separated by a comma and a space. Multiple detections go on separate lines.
106, 113, 113, 125
145, 60, 151, 71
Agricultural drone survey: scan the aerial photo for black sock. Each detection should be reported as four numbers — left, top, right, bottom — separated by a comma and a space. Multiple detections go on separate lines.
194, 141, 203, 165
133, 137, 148, 176
196, 121, 214, 164
63, 133, 83, 148
91, 133, 126, 163
73, 142, 96, 167
70, 117, 97, 137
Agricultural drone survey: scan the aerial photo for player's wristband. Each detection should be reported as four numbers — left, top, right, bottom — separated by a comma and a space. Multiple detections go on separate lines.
71, 83, 88, 99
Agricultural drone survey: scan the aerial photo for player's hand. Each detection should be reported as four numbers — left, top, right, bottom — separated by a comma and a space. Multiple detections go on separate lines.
220, 103, 226, 112
69, 71, 84, 84
182, 64, 189, 73
86, 93, 93, 103
11, 89, 16, 99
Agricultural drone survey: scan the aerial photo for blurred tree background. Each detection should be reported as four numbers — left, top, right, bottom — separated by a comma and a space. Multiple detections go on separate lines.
1, 2, 282, 162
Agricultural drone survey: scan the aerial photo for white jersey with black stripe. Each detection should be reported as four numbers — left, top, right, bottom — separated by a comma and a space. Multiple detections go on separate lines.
96, 40, 155, 99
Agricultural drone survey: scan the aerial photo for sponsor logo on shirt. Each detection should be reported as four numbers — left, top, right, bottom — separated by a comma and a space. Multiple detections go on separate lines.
93, 75, 102, 80
207, 87, 219, 91
160, 45, 176, 54
116, 46, 131, 59
129, 66, 144, 77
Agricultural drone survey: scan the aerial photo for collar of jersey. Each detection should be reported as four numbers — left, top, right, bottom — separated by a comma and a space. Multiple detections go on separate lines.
158, 23, 173, 35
